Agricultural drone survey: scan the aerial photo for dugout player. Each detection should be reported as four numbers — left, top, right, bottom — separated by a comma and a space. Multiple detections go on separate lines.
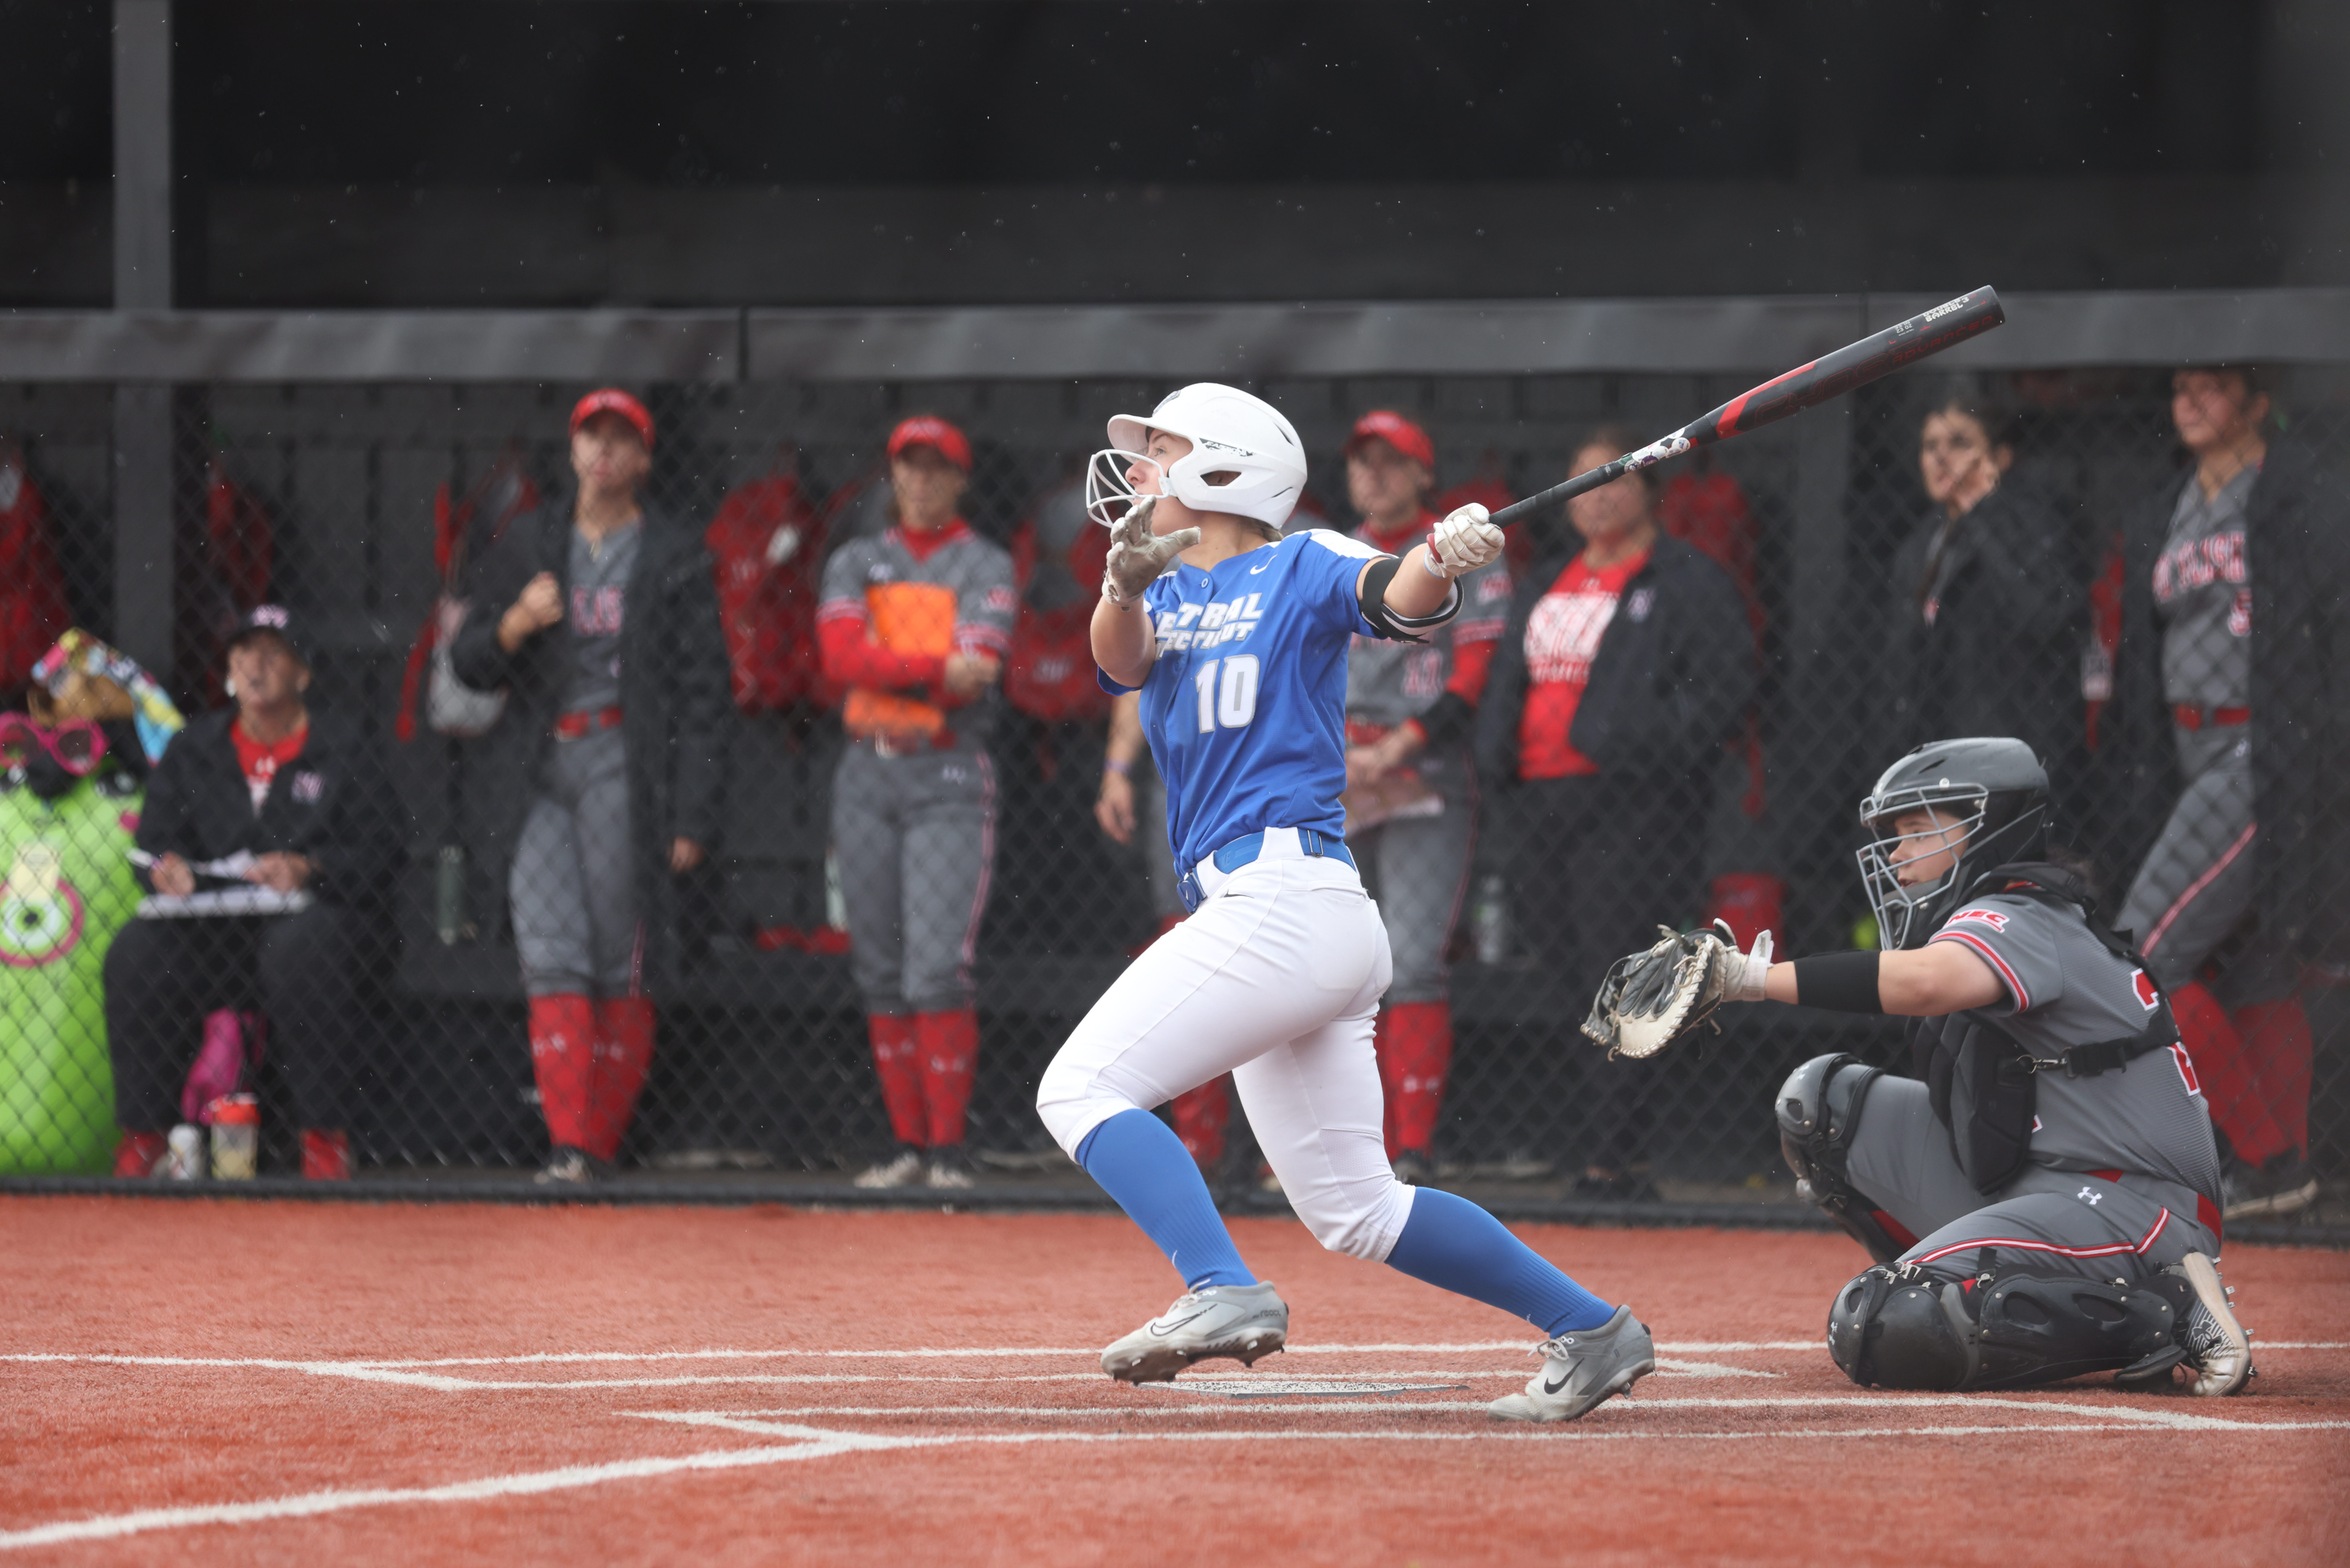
2107, 366, 2346, 1218
1339, 412, 1511, 1184
1037, 383, 1654, 1422
818, 415, 1016, 1191
450, 390, 732, 1184
1650, 737, 2251, 1395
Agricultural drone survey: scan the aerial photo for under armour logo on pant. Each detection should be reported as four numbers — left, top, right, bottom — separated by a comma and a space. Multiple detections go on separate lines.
2076, 1186, 2103, 1205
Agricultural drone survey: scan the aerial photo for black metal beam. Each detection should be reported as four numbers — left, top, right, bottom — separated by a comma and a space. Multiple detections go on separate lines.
5, 289, 2347, 385
112, 0, 176, 679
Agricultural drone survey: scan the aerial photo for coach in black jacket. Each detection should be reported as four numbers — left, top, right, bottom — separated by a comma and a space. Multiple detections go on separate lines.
104, 606, 404, 1174
1878, 391, 2083, 781
1476, 428, 1754, 1195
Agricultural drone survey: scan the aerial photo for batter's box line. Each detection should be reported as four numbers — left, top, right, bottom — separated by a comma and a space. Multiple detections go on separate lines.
10, 1406, 2347, 1554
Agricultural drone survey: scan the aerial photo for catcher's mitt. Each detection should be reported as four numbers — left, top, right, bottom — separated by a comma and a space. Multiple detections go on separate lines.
1582, 920, 1772, 1060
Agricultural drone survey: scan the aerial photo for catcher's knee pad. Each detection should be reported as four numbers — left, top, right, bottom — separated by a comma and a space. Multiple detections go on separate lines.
1829, 1261, 2182, 1392
1774, 1054, 1904, 1264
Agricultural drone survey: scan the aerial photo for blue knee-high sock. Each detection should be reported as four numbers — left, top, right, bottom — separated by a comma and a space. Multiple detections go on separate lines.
1384, 1187, 1613, 1336
1076, 1109, 1255, 1292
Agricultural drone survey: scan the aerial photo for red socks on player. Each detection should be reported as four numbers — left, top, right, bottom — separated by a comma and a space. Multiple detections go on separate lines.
532, 994, 660, 1164
2171, 980, 2312, 1169
1377, 1000, 1455, 1159
868, 1014, 926, 1147
588, 997, 657, 1163
916, 1008, 979, 1148
528, 994, 598, 1155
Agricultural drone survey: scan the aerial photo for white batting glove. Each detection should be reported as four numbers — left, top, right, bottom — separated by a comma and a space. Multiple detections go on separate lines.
1422, 502, 1506, 579
1102, 497, 1201, 605
1716, 921, 1774, 1003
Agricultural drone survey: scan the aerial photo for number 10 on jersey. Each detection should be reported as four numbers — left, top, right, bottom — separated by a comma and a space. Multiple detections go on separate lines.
1194, 655, 1261, 733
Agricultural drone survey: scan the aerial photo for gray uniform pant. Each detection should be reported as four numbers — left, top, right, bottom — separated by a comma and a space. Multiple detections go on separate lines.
1848, 1075, 2218, 1285
2118, 726, 2254, 991
833, 741, 997, 1015
511, 726, 639, 998
1349, 788, 1475, 1005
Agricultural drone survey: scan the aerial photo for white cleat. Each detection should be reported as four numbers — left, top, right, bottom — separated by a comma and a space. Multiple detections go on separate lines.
1488, 1306, 1656, 1422
853, 1147, 925, 1189
1101, 1282, 1289, 1384
2171, 1253, 2253, 1397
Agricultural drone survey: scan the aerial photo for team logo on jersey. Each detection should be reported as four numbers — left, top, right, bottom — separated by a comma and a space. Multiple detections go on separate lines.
1155, 594, 1265, 651
2131, 968, 2159, 1011
1948, 908, 2009, 932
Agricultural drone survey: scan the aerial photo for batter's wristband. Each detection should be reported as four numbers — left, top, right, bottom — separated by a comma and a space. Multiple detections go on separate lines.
1793, 952, 1884, 1014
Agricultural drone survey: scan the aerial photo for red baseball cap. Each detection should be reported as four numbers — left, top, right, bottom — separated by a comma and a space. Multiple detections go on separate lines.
570, 388, 655, 451
887, 414, 973, 473
1345, 409, 1435, 470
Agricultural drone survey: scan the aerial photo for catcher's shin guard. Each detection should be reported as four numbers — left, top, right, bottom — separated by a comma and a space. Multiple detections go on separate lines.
1774, 1054, 1907, 1263
1829, 1260, 2182, 1391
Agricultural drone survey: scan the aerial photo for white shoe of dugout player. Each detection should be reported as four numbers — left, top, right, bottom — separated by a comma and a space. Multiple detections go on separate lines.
2170, 1252, 2253, 1397
853, 1147, 925, 1189
1101, 1281, 1289, 1384
1488, 1305, 1656, 1422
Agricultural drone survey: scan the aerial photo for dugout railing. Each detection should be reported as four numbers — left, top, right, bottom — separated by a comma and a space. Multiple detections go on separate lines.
0, 293, 2344, 1240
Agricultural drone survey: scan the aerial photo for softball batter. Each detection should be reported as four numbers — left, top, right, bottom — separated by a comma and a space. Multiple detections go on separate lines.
1035, 383, 1651, 1421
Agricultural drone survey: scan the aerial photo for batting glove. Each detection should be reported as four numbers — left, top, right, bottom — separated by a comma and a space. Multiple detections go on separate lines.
1423, 502, 1506, 579
1719, 922, 1774, 1002
1103, 497, 1201, 604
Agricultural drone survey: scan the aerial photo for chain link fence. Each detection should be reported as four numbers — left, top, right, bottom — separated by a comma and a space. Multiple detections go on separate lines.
1, 362, 2343, 1229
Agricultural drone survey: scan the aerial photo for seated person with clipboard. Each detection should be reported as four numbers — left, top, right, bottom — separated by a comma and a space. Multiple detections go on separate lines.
104, 606, 404, 1179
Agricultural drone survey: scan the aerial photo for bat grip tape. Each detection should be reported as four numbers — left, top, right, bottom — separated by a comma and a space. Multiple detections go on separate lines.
1793, 952, 1884, 1014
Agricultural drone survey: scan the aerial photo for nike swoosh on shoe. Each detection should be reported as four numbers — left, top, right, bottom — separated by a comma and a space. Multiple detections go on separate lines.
1148, 1311, 1211, 1337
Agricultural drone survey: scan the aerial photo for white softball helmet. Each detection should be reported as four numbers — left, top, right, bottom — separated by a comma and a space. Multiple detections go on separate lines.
1084, 382, 1308, 532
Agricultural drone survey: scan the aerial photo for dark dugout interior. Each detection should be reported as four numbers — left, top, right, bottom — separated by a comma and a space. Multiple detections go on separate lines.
2, 0, 2345, 305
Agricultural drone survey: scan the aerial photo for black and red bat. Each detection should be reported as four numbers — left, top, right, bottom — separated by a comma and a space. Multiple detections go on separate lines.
1489, 286, 2006, 527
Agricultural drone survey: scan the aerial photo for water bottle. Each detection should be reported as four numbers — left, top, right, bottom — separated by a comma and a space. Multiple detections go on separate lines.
165, 1125, 204, 1181
435, 843, 468, 945
1472, 873, 1510, 965
208, 1094, 260, 1180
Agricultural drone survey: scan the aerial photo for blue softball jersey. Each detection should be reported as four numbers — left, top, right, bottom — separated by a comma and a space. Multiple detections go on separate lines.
1100, 528, 1392, 874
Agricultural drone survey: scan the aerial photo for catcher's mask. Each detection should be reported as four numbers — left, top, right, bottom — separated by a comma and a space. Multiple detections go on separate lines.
1856, 737, 2048, 950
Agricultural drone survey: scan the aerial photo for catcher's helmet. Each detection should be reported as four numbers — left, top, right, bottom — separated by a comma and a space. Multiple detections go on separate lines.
1856, 737, 2049, 950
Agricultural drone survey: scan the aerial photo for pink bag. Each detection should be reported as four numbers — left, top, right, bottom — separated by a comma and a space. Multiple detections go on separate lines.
182, 1009, 262, 1126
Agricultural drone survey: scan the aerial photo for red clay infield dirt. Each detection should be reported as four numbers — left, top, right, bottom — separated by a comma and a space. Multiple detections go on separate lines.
2, 1196, 2345, 1566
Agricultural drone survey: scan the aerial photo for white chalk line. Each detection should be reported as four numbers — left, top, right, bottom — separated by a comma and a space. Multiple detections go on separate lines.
9, 1340, 2335, 1374
7, 1389, 2344, 1552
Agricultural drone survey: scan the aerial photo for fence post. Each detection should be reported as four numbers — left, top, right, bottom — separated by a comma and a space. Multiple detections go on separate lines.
112, 0, 177, 678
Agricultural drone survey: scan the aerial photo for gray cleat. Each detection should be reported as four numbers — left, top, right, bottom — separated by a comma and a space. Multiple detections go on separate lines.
1488, 1305, 1656, 1422
1101, 1282, 1289, 1384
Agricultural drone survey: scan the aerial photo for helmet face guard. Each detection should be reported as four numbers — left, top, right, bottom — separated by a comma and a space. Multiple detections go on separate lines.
1084, 447, 1161, 529
1856, 783, 1990, 951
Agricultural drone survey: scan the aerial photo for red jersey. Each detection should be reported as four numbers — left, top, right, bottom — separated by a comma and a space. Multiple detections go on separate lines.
1516, 550, 1648, 780
230, 718, 308, 811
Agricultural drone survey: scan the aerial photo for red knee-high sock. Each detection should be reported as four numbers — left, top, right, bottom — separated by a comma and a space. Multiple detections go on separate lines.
1382, 1000, 1455, 1156
916, 1009, 979, 1148
2230, 997, 2313, 1159
2171, 981, 2292, 1168
587, 997, 657, 1163
1170, 1078, 1231, 1168
868, 1014, 926, 1148
528, 994, 598, 1154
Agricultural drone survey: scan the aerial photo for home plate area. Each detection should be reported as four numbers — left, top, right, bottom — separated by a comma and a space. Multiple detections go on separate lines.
5, 1203, 2347, 1564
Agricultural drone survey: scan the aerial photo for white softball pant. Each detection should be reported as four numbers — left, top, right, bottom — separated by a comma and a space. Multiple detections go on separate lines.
1036, 834, 1416, 1262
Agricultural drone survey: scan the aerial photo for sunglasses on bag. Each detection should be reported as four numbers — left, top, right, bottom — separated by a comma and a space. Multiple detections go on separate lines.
0, 713, 109, 777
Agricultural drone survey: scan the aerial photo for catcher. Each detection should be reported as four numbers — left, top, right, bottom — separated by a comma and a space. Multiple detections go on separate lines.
1586, 736, 2252, 1397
